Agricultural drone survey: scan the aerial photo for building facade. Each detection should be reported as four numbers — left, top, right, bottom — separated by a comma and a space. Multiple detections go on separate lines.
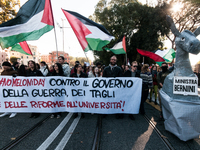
9, 45, 41, 65
0, 47, 9, 67
49, 51, 70, 64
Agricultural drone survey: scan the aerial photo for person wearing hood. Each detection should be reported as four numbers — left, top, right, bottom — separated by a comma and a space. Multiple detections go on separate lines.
0, 61, 18, 118
157, 62, 170, 120
40, 61, 49, 76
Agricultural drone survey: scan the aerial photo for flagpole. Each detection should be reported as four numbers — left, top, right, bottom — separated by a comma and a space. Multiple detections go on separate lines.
49, 0, 59, 60
126, 53, 127, 65
83, 51, 90, 63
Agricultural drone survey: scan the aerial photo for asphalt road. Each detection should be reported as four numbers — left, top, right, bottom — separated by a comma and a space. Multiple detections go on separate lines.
1, 101, 200, 150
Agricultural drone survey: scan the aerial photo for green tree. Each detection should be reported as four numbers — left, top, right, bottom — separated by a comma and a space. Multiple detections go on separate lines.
93, 0, 170, 65
0, 0, 20, 24
10, 56, 18, 64
165, 0, 200, 49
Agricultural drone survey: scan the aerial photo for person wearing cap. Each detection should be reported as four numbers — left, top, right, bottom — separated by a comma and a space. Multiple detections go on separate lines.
0, 61, 18, 118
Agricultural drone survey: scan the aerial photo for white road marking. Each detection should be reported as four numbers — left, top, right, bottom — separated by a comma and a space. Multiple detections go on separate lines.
55, 113, 81, 150
37, 112, 73, 150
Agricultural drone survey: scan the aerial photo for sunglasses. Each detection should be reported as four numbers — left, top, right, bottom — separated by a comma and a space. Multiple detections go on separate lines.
133, 66, 138, 67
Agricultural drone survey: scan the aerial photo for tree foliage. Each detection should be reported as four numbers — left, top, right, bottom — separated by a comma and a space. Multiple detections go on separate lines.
10, 56, 18, 64
92, 0, 170, 65
165, 0, 200, 49
0, 0, 20, 24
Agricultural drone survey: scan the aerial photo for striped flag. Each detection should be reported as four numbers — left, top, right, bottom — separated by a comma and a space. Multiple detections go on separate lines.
108, 36, 126, 54
11, 41, 33, 55
0, 0, 54, 49
137, 48, 176, 66
62, 9, 115, 52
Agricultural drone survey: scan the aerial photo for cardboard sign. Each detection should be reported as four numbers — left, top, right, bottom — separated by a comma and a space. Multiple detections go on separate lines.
173, 76, 198, 96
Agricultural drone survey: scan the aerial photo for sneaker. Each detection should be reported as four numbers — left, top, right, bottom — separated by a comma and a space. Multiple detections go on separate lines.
57, 115, 61, 119
51, 114, 54, 118
9, 113, 17, 118
0, 112, 10, 117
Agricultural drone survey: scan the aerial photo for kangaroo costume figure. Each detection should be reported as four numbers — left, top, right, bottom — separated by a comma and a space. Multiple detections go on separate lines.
159, 16, 200, 141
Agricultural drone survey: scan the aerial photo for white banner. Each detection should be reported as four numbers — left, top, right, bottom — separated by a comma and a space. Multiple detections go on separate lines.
173, 76, 198, 96
0, 76, 142, 114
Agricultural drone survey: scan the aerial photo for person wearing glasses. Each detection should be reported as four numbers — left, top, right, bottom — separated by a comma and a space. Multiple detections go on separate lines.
123, 61, 140, 78
123, 61, 140, 120
103, 55, 123, 119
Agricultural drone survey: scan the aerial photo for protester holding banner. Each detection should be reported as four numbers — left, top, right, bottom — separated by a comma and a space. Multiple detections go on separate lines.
58, 56, 70, 77
123, 61, 140, 120
89, 66, 101, 78
12, 62, 19, 71
17, 64, 27, 76
70, 61, 80, 75
70, 63, 88, 118
40, 61, 49, 76
0, 61, 18, 118
49, 63, 64, 119
140, 64, 153, 115
27, 60, 43, 118
103, 56, 123, 78
88, 66, 95, 78
150, 65, 158, 105
103, 55, 123, 119
157, 62, 170, 119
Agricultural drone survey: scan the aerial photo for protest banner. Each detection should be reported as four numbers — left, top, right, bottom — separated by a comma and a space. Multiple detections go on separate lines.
0, 76, 142, 114
173, 76, 198, 96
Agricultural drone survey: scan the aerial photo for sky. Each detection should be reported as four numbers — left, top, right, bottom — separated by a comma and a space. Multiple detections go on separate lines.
20, 0, 101, 62
19, 0, 200, 65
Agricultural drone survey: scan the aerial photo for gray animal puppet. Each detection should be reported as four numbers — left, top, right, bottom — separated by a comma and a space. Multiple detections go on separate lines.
161, 15, 200, 101
159, 16, 200, 141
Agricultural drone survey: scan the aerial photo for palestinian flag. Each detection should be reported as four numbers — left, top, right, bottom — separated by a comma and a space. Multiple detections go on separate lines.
108, 36, 126, 54
62, 9, 115, 52
11, 41, 33, 55
137, 48, 176, 66
0, 0, 54, 49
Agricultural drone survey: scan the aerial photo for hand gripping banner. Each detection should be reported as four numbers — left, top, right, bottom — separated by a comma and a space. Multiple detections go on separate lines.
0, 76, 142, 114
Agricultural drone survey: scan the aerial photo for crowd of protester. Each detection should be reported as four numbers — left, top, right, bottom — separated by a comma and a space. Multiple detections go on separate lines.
0, 55, 179, 121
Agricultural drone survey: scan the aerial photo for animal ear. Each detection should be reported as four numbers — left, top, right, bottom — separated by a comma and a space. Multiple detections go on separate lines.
193, 27, 200, 37
166, 15, 180, 37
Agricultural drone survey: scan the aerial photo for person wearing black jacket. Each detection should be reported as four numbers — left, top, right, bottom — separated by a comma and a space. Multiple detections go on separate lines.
123, 61, 140, 78
48, 63, 64, 119
27, 60, 43, 118
123, 61, 140, 120
103, 56, 123, 119
70, 63, 88, 118
103, 56, 123, 78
